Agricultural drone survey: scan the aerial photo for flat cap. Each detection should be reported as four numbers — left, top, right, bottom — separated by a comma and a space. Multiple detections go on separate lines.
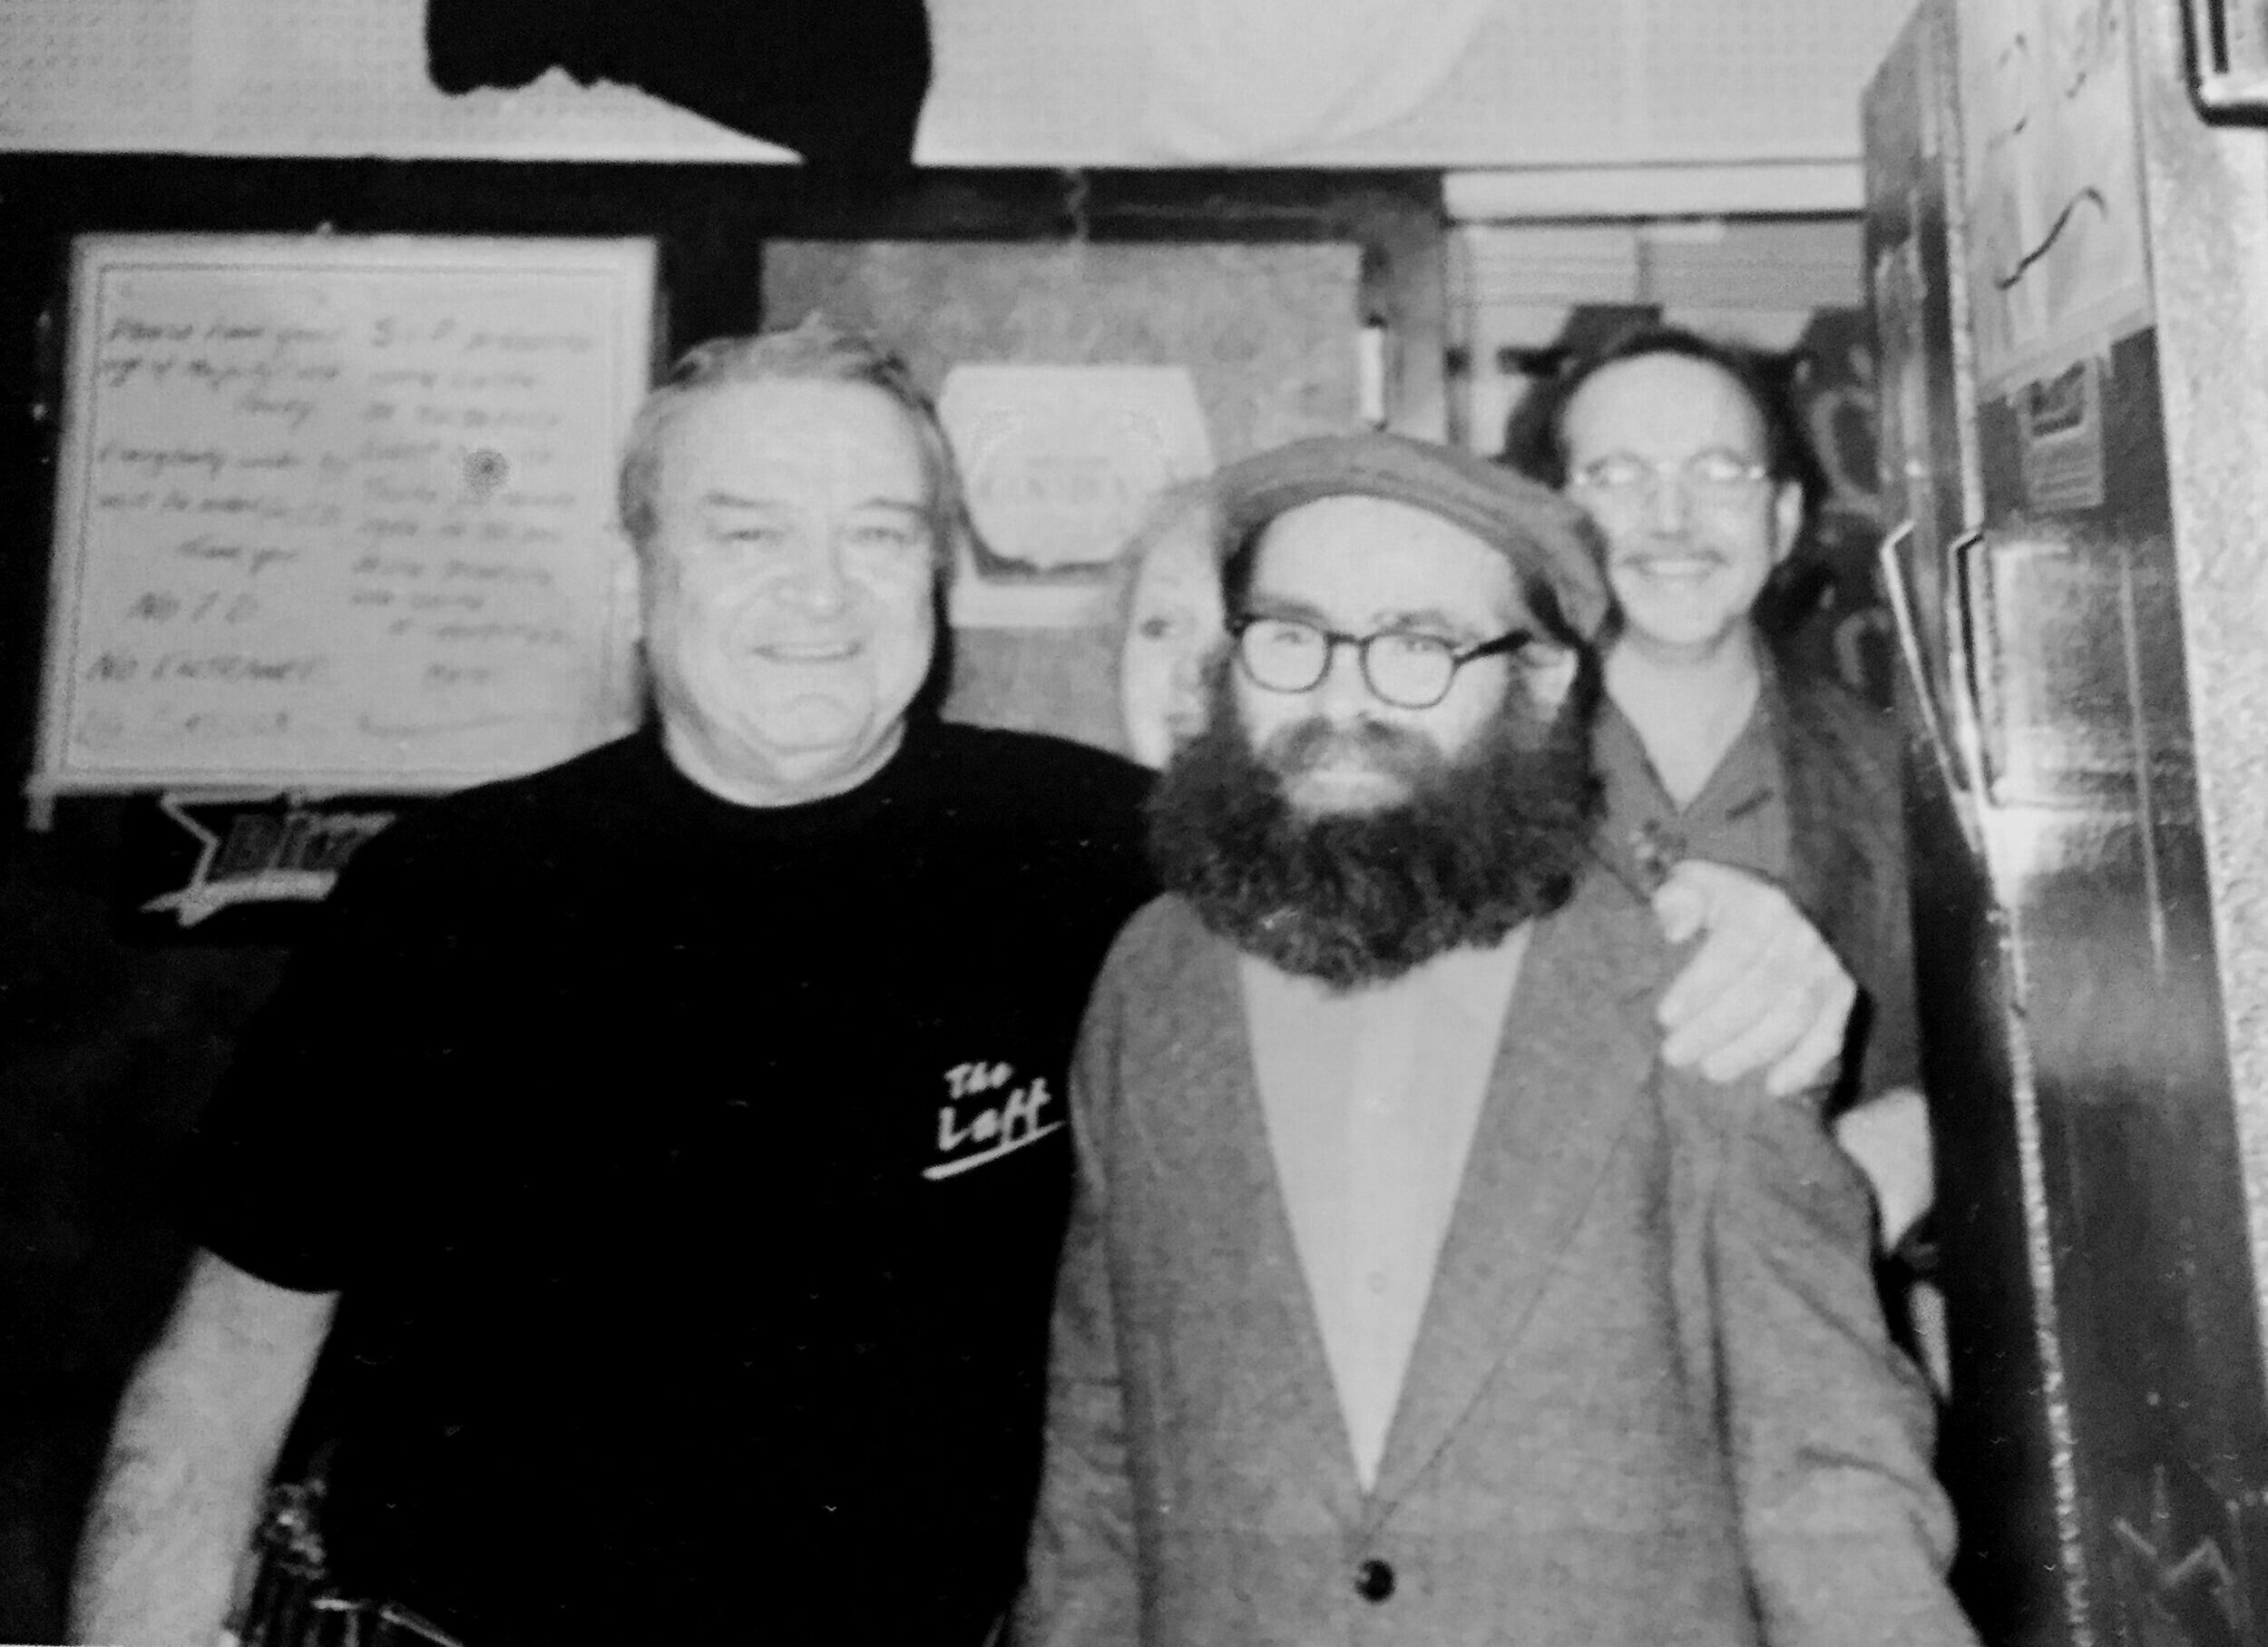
1209, 432, 1609, 643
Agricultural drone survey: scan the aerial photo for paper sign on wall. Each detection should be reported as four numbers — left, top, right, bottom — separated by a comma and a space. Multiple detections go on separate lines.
1959, 0, 2152, 394
34, 234, 653, 810
939, 364, 1214, 628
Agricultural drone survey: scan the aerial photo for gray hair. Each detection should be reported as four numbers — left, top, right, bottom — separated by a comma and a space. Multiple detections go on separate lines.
617, 315, 971, 574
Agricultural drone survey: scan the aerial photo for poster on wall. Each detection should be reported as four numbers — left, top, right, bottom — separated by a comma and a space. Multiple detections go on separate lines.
938, 364, 1215, 628
34, 234, 653, 809
1958, 0, 2153, 396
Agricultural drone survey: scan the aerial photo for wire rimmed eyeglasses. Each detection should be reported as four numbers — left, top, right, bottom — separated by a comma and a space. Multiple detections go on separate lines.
1227, 613, 1534, 711
1569, 448, 1772, 503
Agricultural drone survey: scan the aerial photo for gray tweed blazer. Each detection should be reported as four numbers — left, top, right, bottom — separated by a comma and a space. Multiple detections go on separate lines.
1014, 870, 1975, 1647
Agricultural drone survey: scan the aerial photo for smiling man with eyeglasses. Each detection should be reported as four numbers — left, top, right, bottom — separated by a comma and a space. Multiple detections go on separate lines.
1018, 430, 1975, 1647
1526, 322, 1939, 1371
1558, 333, 1805, 765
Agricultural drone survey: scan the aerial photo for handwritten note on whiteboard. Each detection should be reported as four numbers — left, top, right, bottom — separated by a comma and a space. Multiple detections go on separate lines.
35, 235, 654, 799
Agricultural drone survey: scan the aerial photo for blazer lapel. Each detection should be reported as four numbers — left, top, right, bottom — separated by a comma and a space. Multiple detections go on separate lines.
1148, 916, 1368, 1525
1765, 659, 1872, 936
1365, 877, 1665, 1515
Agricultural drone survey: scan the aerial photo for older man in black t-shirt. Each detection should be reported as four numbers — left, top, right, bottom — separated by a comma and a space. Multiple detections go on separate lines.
69, 320, 1154, 1645
71, 319, 1867, 1646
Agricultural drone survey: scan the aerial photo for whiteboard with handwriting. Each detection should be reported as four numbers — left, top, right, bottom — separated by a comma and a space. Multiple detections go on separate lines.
35, 235, 655, 798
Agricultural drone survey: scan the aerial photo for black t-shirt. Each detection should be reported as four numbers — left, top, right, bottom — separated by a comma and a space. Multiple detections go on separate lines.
189, 720, 1156, 1642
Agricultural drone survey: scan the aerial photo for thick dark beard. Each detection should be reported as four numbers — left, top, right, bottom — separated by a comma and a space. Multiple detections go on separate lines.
1147, 663, 1602, 991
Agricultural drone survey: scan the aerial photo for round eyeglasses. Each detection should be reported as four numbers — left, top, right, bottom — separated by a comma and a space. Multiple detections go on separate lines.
1228, 614, 1533, 711
1569, 448, 1772, 504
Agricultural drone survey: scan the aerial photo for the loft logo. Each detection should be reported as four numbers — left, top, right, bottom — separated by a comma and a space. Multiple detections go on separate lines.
926, 1059, 1061, 1181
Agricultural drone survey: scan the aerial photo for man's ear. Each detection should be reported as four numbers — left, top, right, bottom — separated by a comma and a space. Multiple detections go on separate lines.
1771, 480, 1804, 564
605, 535, 650, 728
612, 534, 645, 642
1523, 643, 1582, 716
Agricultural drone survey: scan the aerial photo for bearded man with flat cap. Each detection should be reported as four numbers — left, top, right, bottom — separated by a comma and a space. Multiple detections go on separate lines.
1015, 433, 1978, 1647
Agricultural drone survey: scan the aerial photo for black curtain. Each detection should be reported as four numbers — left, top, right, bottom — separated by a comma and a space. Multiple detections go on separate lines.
426, 0, 932, 171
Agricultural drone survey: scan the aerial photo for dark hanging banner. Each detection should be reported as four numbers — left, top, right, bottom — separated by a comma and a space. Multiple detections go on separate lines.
425, 0, 933, 170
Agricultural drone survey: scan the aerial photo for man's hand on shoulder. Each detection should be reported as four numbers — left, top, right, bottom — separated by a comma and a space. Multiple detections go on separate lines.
1651, 859, 1855, 1098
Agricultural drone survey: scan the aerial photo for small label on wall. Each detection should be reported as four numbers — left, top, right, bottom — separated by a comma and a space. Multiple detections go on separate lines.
2019, 358, 2107, 515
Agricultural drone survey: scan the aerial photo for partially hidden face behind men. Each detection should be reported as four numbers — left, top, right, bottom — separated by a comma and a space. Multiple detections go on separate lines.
1148, 494, 1598, 991
1116, 491, 1225, 770
1559, 351, 1803, 664
638, 377, 939, 804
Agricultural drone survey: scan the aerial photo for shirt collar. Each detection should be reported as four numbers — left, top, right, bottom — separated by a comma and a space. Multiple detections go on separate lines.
1243, 922, 1531, 1026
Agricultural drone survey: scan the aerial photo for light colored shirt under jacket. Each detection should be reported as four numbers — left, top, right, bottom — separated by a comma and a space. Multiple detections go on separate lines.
1238, 926, 1530, 1486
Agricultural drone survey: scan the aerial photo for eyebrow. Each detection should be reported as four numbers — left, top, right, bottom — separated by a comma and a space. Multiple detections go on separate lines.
1372, 604, 1475, 633
1245, 593, 1497, 638
699, 495, 928, 517
1242, 593, 1344, 632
